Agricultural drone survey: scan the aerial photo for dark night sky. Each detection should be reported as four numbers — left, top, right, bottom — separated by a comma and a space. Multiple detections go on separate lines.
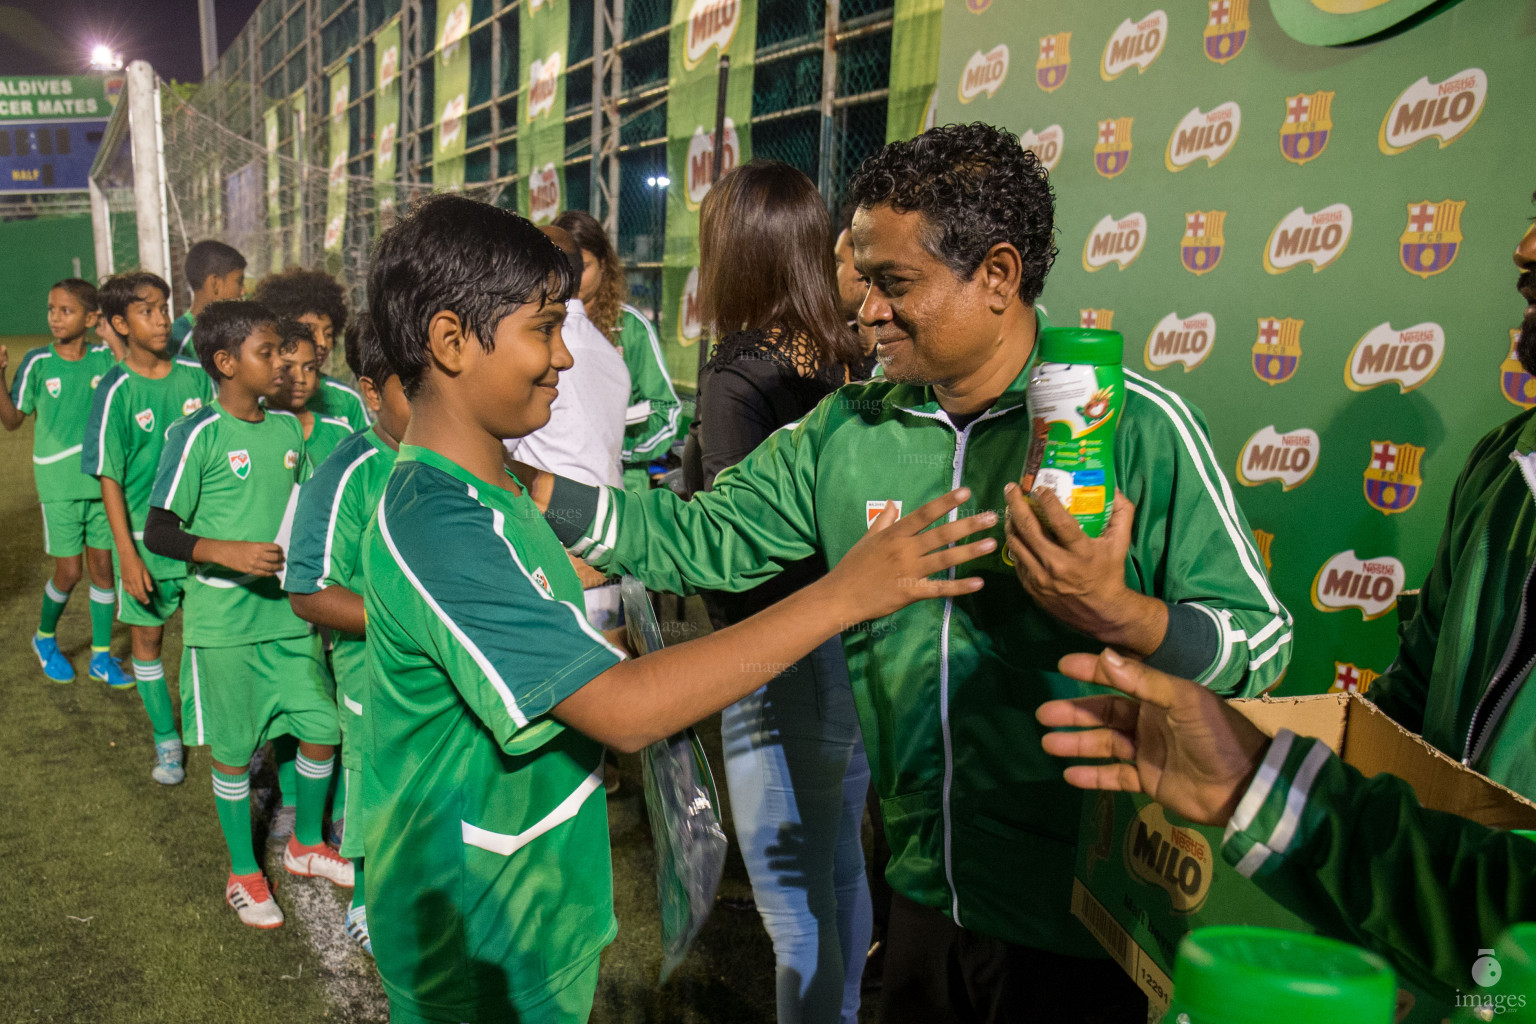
1, 0, 264, 84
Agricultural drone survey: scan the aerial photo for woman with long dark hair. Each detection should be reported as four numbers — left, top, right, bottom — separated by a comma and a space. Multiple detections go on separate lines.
685, 159, 870, 1024
552, 209, 682, 490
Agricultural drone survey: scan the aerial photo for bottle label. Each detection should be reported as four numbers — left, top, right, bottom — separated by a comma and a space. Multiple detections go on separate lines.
1023, 361, 1124, 537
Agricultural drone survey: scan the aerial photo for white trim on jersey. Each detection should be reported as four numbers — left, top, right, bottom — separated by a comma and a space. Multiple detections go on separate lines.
460, 761, 605, 856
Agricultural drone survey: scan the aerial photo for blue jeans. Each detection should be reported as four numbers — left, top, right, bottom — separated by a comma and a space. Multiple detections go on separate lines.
721, 637, 873, 1024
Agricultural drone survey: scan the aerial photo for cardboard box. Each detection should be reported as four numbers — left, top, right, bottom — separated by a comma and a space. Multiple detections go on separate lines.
1071, 692, 1536, 1020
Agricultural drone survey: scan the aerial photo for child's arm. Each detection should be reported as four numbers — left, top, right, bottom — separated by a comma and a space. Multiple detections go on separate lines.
101, 478, 155, 602
552, 490, 995, 752
289, 587, 365, 634
143, 506, 286, 575
0, 347, 27, 431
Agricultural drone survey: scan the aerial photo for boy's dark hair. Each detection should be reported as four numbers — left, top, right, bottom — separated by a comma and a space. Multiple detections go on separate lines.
276, 317, 316, 356
97, 272, 169, 326
193, 300, 277, 380
51, 277, 100, 313
343, 312, 393, 385
370, 194, 574, 399
253, 267, 349, 339
849, 122, 1057, 305
184, 240, 247, 291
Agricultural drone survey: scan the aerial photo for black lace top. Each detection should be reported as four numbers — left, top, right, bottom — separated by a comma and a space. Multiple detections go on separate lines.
683, 327, 845, 626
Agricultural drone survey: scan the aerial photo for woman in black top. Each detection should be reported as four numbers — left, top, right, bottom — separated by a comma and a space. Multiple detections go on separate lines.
685, 160, 871, 1024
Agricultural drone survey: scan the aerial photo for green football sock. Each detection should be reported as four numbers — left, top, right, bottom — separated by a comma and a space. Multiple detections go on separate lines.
88, 585, 115, 653
212, 768, 259, 876
349, 858, 365, 911
38, 580, 71, 637
132, 659, 178, 743
273, 735, 299, 809
294, 752, 335, 847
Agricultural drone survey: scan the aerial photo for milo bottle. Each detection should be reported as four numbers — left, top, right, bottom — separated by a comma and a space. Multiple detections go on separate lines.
1167, 926, 1398, 1023
1021, 327, 1125, 538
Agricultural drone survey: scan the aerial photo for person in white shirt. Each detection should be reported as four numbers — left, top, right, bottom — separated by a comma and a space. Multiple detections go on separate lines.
505, 224, 631, 629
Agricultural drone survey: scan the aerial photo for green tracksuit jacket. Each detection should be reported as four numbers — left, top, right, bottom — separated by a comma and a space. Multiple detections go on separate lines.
1370, 409, 1536, 800
1225, 729, 1536, 999
547, 359, 1291, 952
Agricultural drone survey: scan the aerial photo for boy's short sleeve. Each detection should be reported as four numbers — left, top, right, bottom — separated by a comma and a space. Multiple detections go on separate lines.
10, 353, 37, 414
377, 485, 624, 752
82, 371, 128, 482
285, 443, 380, 596
150, 414, 209, 521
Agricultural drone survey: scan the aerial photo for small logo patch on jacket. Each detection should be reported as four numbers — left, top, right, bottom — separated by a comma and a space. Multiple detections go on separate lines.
866, 500, 902, 527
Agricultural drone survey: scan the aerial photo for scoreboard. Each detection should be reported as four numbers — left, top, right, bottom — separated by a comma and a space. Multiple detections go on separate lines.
0, 74, 120, 195
0, 121, 108, 193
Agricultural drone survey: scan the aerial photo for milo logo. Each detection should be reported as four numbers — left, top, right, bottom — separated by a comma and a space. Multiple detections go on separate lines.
1124, 803, 1213, 914
1019, 124, 1063, 173
1101, 10, 1167, 81
527, 51, 562, 120
529, 163, 561, 225
1144, 311, 1215, 372
1165, 102, 1241, 171
684, 0, 741, 70
1264, 204, 1352, 274
378, 44, 399, 91
960, 45, 1009, 103
1311, 550, 1404, 621
1083, 212, 1147, 272
685, 119, 740, 208
330, 83, 348, 122
1237, 425, 1319, 491
1379, 68, 1486, 155
1346, 322, 1444, 395
678, 266, 702, 347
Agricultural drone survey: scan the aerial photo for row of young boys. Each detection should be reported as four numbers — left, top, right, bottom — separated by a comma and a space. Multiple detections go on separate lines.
0, 244, 379, 948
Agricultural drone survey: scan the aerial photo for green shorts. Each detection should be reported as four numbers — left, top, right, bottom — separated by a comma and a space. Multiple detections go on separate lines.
339, 767, 365, 859
116, 570, 186, 627
330, 637, 366, 770
40, 499, 111, 558
181, 634, 340, 766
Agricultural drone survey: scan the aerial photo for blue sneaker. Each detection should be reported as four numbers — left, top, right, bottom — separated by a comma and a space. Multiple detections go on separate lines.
89, 652, 135, 690
152, 739, 185, 785
32, 634, 74, 683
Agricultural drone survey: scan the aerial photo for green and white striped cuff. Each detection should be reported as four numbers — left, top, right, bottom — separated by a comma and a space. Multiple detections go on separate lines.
545, 475, 614, 560
1220, 729, 1334, 879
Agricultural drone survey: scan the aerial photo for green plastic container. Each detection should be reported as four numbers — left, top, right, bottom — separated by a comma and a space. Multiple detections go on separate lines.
1022, 327, 1125, 537
1450, 922, 1536, 1022
1165, 926, 1397, 1024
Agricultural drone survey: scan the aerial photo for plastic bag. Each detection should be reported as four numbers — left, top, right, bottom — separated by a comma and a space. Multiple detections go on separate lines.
622, 576, 729, 983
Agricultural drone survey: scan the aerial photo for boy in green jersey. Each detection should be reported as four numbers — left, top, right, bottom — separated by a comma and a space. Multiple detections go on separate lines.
286, 313, 408, 956
84, 272, 216, 785
171, 240, 247, 359
0, 278, 127, 686
275, 318, 353, 469
358, 195, 990, 1024
145, 300, 351, 930
254, 267, 369, 430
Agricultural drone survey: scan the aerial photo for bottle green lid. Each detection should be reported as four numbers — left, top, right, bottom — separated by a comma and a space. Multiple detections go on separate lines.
1453, 924, 1536, 1023
1167, 926, 1397, 1024
1037, 326, 1124, 365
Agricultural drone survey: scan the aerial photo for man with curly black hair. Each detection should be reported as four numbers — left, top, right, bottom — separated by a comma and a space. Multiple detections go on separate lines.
253, 268, 370, 431
541, 122, 1288, 1022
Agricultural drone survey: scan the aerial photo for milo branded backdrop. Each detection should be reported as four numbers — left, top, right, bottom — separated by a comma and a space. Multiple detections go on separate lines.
929, 0, 1536, 696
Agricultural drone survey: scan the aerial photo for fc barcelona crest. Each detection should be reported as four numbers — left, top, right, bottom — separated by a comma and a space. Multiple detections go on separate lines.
1252, 317, 1303, 385
135, 408, 155, 433
1079, 309, 1114, 330
1329, 661, 1379, 695
1251, 528, 1273, 571
228, 449, 252, 480
1181, 210, 1226, 276
1400, 200, 1465, 279
1280, 91, 1333, 165
1036, 33, 1070, 93
1363, 440, 1424, 516
1204, 0, 1250, 64
1501, 329, 1535, 409
1093, 118, 1133, 179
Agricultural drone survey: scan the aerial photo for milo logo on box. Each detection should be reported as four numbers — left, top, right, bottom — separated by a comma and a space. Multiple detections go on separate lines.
1123, 803, 1213, 914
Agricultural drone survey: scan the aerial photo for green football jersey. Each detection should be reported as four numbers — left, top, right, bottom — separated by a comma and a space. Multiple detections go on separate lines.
83, 357, 214, 579
9, 342, 117, 502
361, 444, 622, 1022
285, 427, 397, 771
150, 401, 311, 647
169, 312, 195, 359
303, 413, 354, 472
308, 375, 371, 431
618, 305, 681, 464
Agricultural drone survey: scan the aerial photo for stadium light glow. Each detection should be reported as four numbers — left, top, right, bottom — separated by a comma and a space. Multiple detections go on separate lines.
89, 45, 123, 71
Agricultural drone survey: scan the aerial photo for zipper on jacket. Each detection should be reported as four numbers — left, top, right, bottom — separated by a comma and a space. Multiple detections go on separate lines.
1464, 555, 1536, 766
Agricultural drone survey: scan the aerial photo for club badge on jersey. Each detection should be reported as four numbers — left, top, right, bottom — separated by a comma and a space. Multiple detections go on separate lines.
228, 449, 251, 480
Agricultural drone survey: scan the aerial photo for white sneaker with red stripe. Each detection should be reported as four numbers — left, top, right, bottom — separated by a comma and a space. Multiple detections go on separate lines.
283, 837, 354, 888
226, 872, 284, 928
